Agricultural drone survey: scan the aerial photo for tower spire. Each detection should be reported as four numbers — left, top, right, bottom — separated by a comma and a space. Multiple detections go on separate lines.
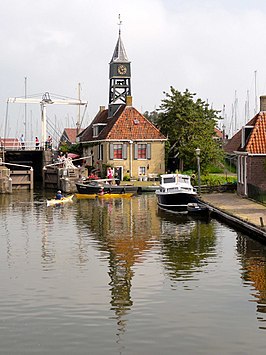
110, 16, 128, 63
108, 16, 131, 117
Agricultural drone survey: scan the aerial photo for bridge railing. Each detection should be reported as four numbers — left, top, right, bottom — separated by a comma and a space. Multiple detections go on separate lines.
0, 141, 52, 151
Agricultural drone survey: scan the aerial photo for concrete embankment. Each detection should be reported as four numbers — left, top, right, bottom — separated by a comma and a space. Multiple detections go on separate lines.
200, 193, 266, 244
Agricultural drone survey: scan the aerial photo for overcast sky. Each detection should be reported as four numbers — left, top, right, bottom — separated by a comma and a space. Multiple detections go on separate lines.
1, 0, 266, 141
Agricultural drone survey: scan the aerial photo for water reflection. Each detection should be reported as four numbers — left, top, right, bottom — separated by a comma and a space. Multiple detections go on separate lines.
75, 195, 159, 336
237, 233, 266, 329
2, 191, 266, 352
0, 191, 34, 267
157, 209, 216, 286
75, 195, 219, 338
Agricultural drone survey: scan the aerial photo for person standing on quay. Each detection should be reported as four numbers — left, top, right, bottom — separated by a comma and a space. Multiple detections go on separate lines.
46, 135, 52, 150
20, 134, 25, 150
35, 137, 40, 150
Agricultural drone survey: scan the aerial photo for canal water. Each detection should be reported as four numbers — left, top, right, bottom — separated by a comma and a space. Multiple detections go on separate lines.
1, 192, 266, 354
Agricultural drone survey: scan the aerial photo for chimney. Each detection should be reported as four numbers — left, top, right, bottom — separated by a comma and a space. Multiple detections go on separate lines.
126, 96, 133, 106
99, 105, 105, 112
260, 96, 266, 112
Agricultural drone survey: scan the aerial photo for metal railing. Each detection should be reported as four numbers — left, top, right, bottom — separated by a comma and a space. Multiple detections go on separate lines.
0, 141, 52, 151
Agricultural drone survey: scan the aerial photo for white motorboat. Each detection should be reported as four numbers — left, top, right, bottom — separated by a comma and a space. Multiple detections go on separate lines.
155, 173, 198, 212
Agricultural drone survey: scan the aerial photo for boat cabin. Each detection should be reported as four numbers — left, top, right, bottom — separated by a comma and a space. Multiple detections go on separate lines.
159, 174, 195, 193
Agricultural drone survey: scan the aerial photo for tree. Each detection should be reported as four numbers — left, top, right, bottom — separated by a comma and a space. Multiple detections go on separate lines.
143, 110, 160, 124
155, 87, 223, 172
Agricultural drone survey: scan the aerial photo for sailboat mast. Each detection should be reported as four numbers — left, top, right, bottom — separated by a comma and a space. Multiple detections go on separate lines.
254, 70, 258, 114
234, 90, 238, 133
24, 76, 27, 140
77, 82, 81, 135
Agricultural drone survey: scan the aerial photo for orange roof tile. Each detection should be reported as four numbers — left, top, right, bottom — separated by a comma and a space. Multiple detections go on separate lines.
246, 112, 266, 154
223, 115, 257, 154
0, 138, 20, 148
214, 127, 223, 139
63, 128, 84, 144
106, 106, 166, 140
79, 105, 166, 142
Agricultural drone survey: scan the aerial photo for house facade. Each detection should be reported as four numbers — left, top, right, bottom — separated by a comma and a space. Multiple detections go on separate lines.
224, 96, 266, 202
78, 28, 166, 180
59, 128, 84, 149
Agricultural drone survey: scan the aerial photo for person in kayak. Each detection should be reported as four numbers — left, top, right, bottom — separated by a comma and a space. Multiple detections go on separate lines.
55, 190, 63, 200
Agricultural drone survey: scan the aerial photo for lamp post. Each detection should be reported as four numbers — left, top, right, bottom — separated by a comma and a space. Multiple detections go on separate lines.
195, 147, 201, 195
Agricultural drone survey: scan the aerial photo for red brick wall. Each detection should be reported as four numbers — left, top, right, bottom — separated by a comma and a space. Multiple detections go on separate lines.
247, 156, 266, 193
237, 155, 266, 197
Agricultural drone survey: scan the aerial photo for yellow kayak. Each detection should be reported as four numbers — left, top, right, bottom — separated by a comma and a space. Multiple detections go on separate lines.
75, 192, 135, 200
47, 194, 74, 206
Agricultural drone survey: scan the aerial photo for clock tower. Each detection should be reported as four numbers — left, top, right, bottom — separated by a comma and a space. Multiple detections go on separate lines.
108, 23, 131, 117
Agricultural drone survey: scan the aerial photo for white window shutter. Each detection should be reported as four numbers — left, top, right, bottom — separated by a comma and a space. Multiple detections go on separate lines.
109, 143, 114, 160
122, 144, 127, 159
134, 144, 138, 159
147, 143, 151, 159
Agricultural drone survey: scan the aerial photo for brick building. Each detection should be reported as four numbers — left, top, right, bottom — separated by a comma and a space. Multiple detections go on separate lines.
224, 96, 266, 201
78, 27, 166, 180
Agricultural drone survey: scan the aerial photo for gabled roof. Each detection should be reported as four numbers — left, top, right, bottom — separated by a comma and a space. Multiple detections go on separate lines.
223, 115, 257, 154
62, 128, 84, 144
246, 112, 266, 154
214, 127, 223, 139
223, 129, 242, 154
79, 105, 166, 142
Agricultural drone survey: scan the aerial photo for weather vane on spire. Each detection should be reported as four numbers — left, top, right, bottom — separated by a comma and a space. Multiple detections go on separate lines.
118, 14, 122, 35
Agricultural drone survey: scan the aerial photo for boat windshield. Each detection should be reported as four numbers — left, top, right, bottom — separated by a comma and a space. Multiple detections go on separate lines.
162, 176, 176, 184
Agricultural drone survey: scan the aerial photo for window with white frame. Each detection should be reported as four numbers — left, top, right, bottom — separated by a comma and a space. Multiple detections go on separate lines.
93, 124, 106, 138
114, 144, 123, 159
134, 143, 151, 160
138, 144, 147, 159
109, 143, 127, 160
139, 166, 146, 176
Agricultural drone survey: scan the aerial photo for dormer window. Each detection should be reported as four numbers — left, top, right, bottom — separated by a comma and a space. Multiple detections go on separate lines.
241, 125, 253, 148
92, 123, 107, 138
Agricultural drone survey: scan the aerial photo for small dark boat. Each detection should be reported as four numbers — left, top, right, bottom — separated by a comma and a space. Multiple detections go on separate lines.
187, 202, 210, 218
76, 178, 139, 195
140, 185, 159, 193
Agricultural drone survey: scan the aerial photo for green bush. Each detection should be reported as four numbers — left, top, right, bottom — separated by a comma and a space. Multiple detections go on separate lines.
206, 164, 224, 173
200, 174, 237, 186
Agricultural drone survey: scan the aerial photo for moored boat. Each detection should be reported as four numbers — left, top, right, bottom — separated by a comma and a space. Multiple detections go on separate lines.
155, 173, 198, 212
140, 185, 159, 193
187, 202, 210, 219
75, 192, 135, 199
47, 194, 74, 207
76, 178, 139, 195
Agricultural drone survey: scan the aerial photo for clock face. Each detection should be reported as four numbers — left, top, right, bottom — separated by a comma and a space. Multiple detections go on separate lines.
118, 64, 127, 75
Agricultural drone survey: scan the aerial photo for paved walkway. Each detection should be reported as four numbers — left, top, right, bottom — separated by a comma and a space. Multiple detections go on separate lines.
200, 193, 266, 229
